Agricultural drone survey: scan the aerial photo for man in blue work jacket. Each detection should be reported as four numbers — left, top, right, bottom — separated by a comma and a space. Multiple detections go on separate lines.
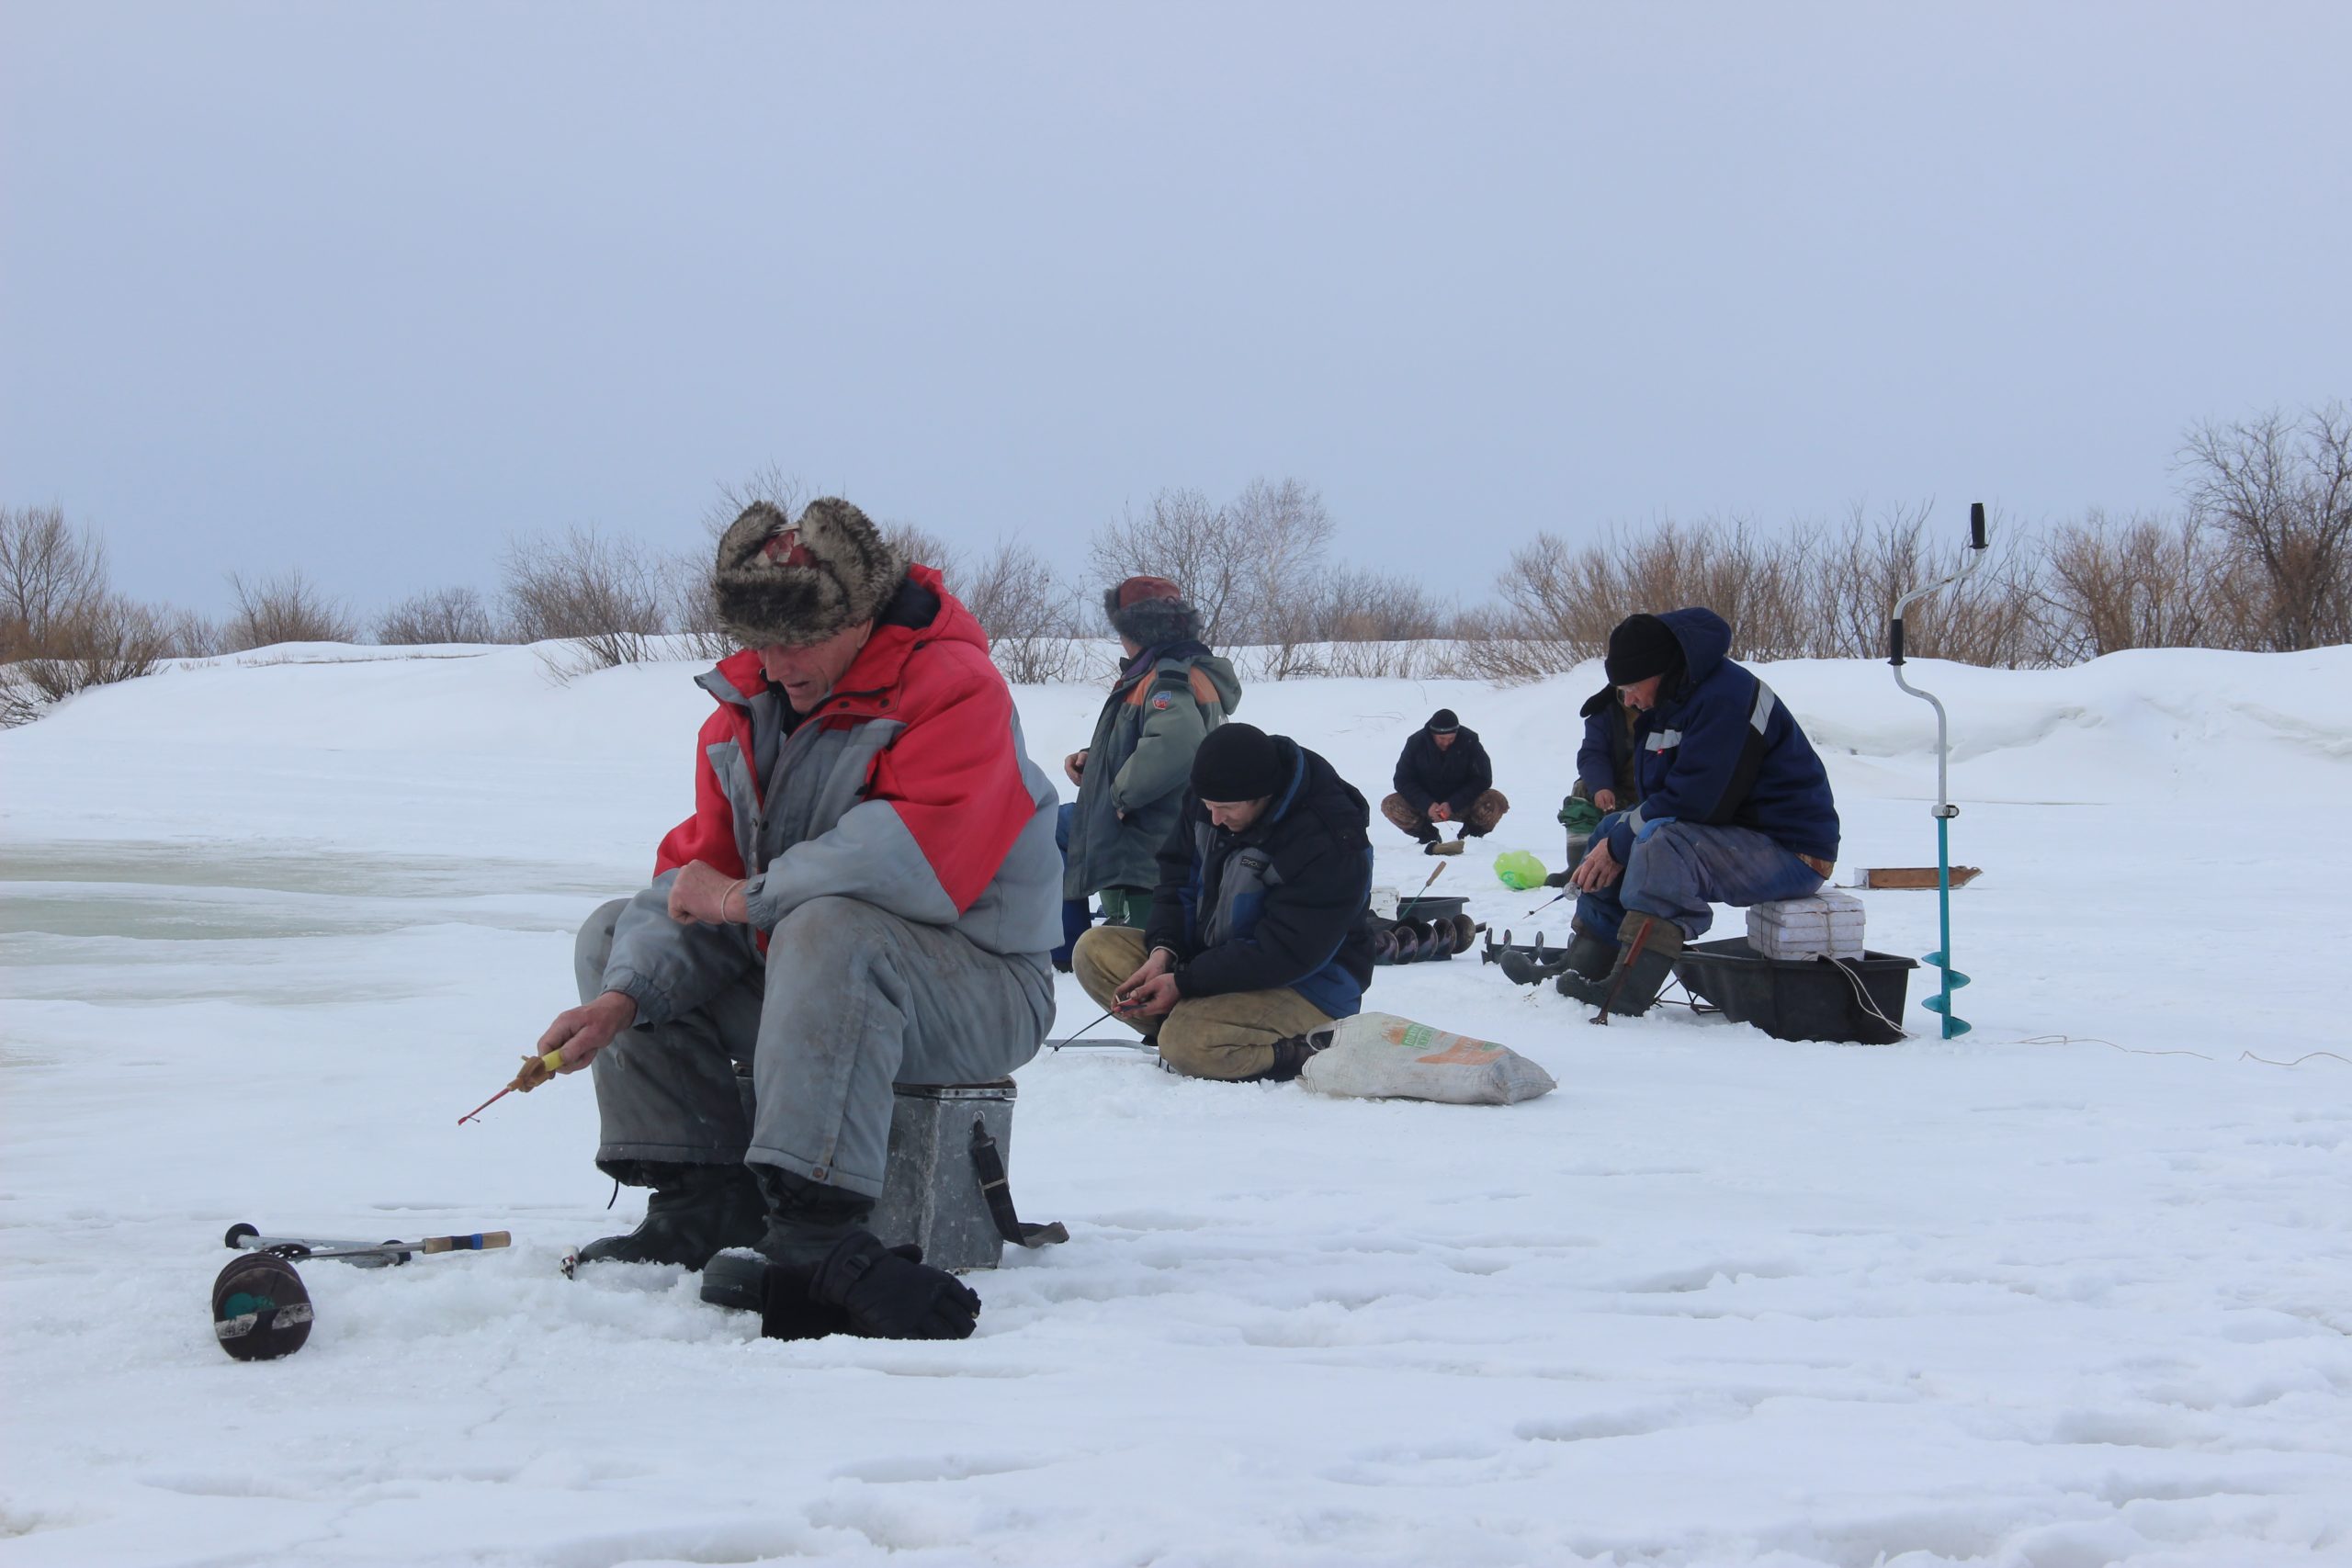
1560, 609, 1840, 1017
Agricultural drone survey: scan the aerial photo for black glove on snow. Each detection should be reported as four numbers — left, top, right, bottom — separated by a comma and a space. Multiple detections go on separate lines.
808, 1230, 981, 1340
748, 1243, 930, 1341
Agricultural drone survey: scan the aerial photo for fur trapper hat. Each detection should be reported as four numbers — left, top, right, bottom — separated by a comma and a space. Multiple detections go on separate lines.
1102, 575, 1204, 648
713, 498, 905, 649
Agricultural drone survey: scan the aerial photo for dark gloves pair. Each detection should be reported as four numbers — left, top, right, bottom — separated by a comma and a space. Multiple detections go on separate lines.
758, 1230, 981, 1342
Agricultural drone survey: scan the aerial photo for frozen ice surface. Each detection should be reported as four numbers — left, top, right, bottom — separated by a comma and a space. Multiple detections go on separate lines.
3, 643, 2348, 1566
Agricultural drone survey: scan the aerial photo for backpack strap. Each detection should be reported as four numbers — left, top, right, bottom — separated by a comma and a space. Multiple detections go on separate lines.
968, 1116, 1068, 1247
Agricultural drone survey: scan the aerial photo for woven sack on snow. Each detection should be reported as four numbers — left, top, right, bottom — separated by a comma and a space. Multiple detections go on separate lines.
1299, 1011, 1556, 1105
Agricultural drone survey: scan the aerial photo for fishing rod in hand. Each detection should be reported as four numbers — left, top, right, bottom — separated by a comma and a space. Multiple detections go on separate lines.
458, 1048, 567, 1125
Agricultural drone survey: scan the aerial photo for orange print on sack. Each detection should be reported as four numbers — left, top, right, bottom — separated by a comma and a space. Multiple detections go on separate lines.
1414, 1042, 1506, 1066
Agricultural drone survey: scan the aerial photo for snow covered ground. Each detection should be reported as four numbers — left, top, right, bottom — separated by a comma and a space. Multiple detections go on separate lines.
3, 642, 2349, 1567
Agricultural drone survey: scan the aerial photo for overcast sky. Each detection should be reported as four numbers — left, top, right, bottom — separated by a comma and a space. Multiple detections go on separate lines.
3, 3, 2346, 619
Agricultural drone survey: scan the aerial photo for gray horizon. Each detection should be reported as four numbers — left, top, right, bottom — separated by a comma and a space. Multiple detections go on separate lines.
3, 2, 2346, 619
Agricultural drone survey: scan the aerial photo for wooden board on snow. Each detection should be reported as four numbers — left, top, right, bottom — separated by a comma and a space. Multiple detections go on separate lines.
1860, 865, 1982, 890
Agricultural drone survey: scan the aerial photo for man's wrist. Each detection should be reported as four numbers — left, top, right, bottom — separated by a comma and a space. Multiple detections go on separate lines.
594, 990, 639, 1028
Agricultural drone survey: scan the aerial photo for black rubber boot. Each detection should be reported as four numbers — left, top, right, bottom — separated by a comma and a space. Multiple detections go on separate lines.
752, 1165, 875, 1271
1555, 912, 1685, 1018
734, 1166, 982, 1340
1500, 922, 1614, 987
1562, 922, 1616, 982
697, 1161, 881, 1334
574, 1161, 766, 1269
1261, 1030, 1335, 1083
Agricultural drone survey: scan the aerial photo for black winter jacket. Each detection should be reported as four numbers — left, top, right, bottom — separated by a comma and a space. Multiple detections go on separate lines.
1392, 727, 1495, 818
1146, 737, 1376, 1018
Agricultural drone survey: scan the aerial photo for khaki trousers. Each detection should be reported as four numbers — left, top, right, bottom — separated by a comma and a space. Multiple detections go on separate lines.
1381, 788, 1510, 840
1071, 925, 1335, 1081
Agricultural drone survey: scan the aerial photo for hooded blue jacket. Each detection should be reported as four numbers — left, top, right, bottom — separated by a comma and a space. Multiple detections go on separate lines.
1604, 608, 1840, 865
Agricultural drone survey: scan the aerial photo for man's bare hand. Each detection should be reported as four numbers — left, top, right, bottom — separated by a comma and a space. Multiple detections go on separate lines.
1592, 788, 1618, 812
1064, 750, 1088, 786
1571, 837, 1623, 892
1114, 946, 1178, 1017
1120, 972, 1182, 1018
667, 860, 746, 925
1428, 801, 1453, 824
535, 990, 639, 1076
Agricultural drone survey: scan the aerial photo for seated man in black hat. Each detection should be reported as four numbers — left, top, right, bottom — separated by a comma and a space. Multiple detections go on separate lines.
1561, 606, 1834, 1024
1558, 609, 1839, 1017
1071, 723, 1375, 1082
1381, 709, 1509, 855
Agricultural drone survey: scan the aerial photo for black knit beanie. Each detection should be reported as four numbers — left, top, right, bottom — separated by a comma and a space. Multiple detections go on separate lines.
1191, 723, 1283, 802
1427, 708, 1458, 734
1605, 614, 1681, 685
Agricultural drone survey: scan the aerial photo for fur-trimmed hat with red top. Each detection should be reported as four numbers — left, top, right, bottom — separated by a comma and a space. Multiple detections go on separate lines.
1102, 574, 1204, 648
714, 498, 906, 649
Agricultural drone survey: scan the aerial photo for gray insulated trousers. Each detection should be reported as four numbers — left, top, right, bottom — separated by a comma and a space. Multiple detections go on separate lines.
576, 894, 1054, 1200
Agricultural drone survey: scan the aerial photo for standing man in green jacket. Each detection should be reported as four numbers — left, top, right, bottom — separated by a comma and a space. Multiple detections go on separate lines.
1062, 577, 1241, 929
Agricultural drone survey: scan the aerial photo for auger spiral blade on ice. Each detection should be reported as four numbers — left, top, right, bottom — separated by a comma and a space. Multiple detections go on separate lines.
1887, 500, 1990, 1039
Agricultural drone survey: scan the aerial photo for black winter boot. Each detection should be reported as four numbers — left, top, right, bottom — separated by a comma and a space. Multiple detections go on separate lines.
1261, 1030, 1335, 1083
574, 1161, 766, 1269
1555, 912, 1685, 1019
752, 1165, 876, 1270
1498, 923, 1614, 987
721, 1165, 979, 1343
1562, 922, 1616, 982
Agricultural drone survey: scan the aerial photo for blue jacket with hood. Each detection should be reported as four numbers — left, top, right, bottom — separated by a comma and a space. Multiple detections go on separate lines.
1604, 608, 1840, 866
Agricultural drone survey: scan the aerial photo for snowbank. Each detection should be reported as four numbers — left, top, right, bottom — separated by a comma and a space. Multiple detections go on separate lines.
3, 644, 2348, 1566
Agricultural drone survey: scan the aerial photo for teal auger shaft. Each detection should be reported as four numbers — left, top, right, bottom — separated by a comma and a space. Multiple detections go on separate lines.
1921, 817, 1973, 1038
1890, 502, 1987, 1041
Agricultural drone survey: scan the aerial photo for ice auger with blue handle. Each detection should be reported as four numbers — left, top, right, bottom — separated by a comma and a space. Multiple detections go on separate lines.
1887, 502, 1990, 1038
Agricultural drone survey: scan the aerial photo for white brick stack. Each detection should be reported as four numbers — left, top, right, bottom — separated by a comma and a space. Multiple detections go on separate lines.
1746, 890, 1868, 961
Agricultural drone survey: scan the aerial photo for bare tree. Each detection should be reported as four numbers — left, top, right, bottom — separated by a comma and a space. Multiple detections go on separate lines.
881, 520, 957, 583
1088, 488, 1238, 642
957, 538, 1085, 683
375, 585, 506, 645
1807, 503, 2041, 666
163, 606, 224, 660
0, 504, 109, 658
701, 465, 806, 540
2178, 403, 2352, 650
1087, 477, 1336, 656
1, 593, 174, 727
220, 570, 357, 650
0, 509, 180, 723
503, 526, 669, 670
2025, 509, 2249, 662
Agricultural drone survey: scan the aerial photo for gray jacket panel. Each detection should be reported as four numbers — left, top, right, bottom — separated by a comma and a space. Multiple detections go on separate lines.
1063, 651, 1239, 897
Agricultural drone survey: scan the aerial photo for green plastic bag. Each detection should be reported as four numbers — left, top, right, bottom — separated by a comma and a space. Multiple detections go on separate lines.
1556, 795, 1604, 836
1494, 850, 1548, 891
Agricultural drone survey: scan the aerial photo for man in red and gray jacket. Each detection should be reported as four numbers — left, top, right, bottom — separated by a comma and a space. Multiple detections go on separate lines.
530, 498, 1060, 1341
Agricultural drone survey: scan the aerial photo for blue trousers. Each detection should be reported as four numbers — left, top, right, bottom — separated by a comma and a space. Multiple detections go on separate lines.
1575, 815, 1825, 943
1052, 802, 1092, 967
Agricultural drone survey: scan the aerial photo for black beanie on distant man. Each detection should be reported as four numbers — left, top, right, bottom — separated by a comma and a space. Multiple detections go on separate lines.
1191, 722, 1283, 802
1605, 614, 1682, 686
1427, 709, 1458, 734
